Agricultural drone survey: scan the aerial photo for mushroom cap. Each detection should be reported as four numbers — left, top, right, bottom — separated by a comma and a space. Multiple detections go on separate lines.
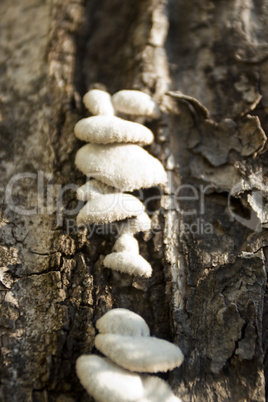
74, 116, 154, 145
140, 376, 182, 402
113, 234, 139, 253
76, 355, 144, 402
96, 308, 150, 337
103, 251, 152, 278
77, 193, 145, 225
75, 143, 167, 191
83, 89, 114, 116
95, 334, 184, 373
118, 212, 152, 235
112, 90, 160, 119
77, 179, 119, 201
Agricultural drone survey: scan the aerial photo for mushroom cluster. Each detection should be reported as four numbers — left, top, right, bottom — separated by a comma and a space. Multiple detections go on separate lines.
74, 89, 184, 400
75, 88, 167, 277
76, 308, 183, 402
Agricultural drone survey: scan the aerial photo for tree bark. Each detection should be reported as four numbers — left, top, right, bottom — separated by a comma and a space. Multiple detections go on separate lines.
0, 0, 268, 401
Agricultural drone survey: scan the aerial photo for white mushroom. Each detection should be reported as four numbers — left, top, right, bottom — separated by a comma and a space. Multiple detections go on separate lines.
74, 89, 185, 401
112, 90, 160, 119
139, 376, 182, 402
103, 251, 152, 278
113, 234, 139, 253
76, 355, 144, 402
83, 89, 114, 116
77, 193, 144, 225
76, 355, 182, 402
75, 143, 167, 191
103, 232, 152, 278
96, 308, 150, 337
118, 212, 152, 235
95, 334, 184, 373
77, 179, 119, 201
74, 116, 154, 145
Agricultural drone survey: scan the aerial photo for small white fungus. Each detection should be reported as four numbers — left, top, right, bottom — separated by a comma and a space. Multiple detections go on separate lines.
113, 234, 139, 253
76, 355, 144, 402
118, 212, 152, 235
83, 89, 114, 116
96, 308, 150, 337
74, 115, 154, 145
139, 375, 182, 402
95, 334, 184, 373
103, 251, 152, 278
75, 143, 167, 191
77, 193, 145, 225
112, 90, 160, 119
76, 179, 119, 201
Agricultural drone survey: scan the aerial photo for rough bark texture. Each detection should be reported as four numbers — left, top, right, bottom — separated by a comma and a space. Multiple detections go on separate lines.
1, 0, 268, 401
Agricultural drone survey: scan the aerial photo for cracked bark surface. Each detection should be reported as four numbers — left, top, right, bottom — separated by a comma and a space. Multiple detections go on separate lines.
0, 0, 268, 401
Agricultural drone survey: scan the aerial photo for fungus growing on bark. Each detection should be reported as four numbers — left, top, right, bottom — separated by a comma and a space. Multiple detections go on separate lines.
76, 355, 182, 402
95, 334, 184, 372
83, 89, 114, 116
113, 234, 139, 253
103, 251, 152, 278
103, 231, 152, 277
118, 212, 152, 235
74, 115, 154, 145
77, 193, 144, 225
75, 143, 167, 191
76, 179, 119, 201
112, 90, 160, 119
96, 308, 150, 337
74, 88, 183, 399
76, 309, 184, 401
76, 355, 145, 402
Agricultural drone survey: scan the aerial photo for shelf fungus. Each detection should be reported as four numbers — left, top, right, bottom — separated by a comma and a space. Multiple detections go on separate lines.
83, 89, 115, 116
95, 334, 184, 373
77, 309, 183, 401
95, 310, 184, 374
74, 90, 183, 399
74, 115, 154, 145
103, 251, 152, 278
112, 90, 160, 119
74, 90, 166, 263
77, 193, 145, 225
76, 179, 119, 201
103, 232, 152, 277
112, 234, 140, 254
117, 212, 152, 235
76, 355, 145, 402
75, 143, 167, 192
76, 355, 182, 402
96, 308, 150, 337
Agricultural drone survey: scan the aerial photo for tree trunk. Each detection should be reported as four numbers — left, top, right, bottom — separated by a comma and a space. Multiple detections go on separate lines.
1, 0, 267, 401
